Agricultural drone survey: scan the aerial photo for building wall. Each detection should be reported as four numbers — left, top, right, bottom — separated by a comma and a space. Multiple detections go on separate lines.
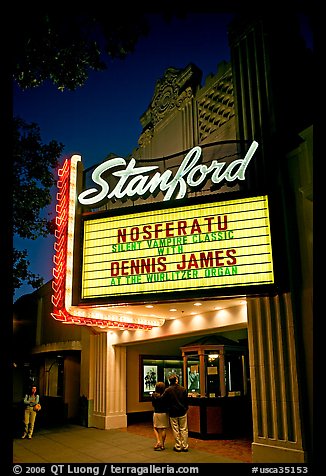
285, 125, 313, 455
34, 281, 82, 345
64, 355, 81, 420
228, 12, 313, 462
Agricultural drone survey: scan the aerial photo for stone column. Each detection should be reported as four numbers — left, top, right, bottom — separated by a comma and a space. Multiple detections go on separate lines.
247, 294, 306, 463
88, 332, 127, 429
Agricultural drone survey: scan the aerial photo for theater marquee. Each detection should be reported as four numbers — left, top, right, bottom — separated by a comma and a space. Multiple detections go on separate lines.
81, 195, 274, 301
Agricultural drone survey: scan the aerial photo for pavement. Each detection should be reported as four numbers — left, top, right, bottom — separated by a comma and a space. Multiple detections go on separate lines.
12, 423, 251, 465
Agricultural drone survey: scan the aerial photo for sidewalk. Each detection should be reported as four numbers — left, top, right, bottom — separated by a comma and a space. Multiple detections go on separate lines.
13, 423, 252, 464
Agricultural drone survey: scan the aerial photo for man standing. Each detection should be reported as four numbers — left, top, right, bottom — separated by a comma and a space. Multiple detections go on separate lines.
163, 374, 189, 452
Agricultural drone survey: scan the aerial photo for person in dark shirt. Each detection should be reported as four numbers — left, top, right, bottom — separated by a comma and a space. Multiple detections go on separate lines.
151, 381, 169, 450
163, 374, 189, 452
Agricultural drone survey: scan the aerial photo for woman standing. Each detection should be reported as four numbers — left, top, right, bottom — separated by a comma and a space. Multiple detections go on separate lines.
22, 385, 40, 439
151, 381, 169, 450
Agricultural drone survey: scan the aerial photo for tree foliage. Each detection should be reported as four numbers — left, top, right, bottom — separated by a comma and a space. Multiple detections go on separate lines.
13, 117, 64, 292
14, 10, 151, 91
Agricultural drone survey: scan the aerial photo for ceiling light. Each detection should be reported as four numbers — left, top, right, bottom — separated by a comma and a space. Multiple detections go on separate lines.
194, 302, 202, 306
169, 308, 177, 312
145, 305, 154, 308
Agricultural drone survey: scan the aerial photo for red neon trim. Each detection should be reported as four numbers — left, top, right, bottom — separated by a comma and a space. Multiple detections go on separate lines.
51, 157, 153, 331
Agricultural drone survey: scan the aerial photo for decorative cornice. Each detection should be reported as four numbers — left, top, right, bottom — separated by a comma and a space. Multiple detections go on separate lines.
152, 68, 181, 125
138, 127, 154, 147
140, 64, 201, 129
176, 86, 193, 110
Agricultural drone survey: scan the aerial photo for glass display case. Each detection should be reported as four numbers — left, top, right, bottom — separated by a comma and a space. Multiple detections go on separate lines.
140, 356, 183, 400
180, 336, 250, 438
186, 356, 200, 396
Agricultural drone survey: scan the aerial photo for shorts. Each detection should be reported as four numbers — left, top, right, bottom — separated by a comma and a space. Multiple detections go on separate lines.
153, 412, 169, 429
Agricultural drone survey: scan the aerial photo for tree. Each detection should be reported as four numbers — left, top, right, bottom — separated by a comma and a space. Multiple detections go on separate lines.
13, 10, 151, 91
13, 117, 64, 291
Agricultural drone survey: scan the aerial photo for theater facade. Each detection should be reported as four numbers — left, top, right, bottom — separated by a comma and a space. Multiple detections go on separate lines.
15, 13, 312, 463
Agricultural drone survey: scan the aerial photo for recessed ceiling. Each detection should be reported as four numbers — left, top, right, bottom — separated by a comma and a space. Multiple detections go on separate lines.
97, 296, 247, 320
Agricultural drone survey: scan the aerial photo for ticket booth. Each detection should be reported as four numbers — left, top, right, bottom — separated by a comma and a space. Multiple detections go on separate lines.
181, 336, 251, 439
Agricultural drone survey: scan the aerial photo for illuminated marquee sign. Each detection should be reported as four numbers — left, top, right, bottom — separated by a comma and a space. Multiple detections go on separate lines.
78, 141, 258, 205
81, 195, 274, 300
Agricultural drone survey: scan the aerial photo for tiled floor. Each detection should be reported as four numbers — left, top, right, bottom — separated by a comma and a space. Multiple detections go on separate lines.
13, 422, 252, 464
125, 421, 252, 463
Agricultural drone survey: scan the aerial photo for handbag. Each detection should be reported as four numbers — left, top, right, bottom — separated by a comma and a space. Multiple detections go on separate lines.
33, 403, 41, 412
